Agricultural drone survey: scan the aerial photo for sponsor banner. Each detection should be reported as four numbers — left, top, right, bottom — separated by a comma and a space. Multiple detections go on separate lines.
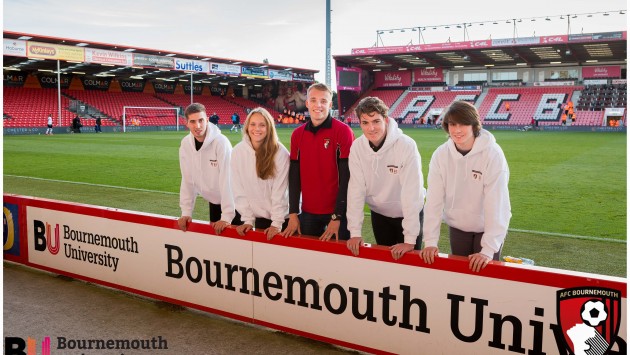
119, 79, 146, 92
4, 71, 28, 87
81, 76, 111, 91
612, 79, 627, 85
133, 53, 174, 69
492, 36, 540, 47
182, 83, 204, 95
37, 74, 71, 89
292, 72, 315, 82
174, 58, 209, 73
268, 69, 293, 81
3, 38, 27, 57
152, 81, 176, 94
350, 46, 408, 55
12, 196, 626, 355
534, 81, 575, 86
85, 48, 133, 66
583, 79, 608, 85
448, 86, 481, 91
27, 41, 85, 62
209, 62, 241, 76
413, 68, 444, 83
3, 202, 20, 257
582, 66, 621, 78
540, 35, 568, 44
241, 66, 269, 79
470, 40, 491, 48
568, 34, 594, 42
419, 41, 470, 51
336, 67, 362, 91
374, 70, 411, 87
592, 32, 624, 40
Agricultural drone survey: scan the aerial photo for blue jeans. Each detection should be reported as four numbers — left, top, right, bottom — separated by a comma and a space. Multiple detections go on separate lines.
299, 212, 350, 241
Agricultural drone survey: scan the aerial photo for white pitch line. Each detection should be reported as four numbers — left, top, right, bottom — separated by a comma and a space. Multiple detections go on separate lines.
5, 174, 626, 244
4, 174, 178, 195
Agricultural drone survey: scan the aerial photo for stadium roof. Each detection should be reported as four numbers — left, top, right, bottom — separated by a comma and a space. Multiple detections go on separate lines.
334, 31, 627, 71
3, 31, 318, 86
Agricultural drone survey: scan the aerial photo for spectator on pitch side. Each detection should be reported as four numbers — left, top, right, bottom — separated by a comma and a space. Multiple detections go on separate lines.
45, 114, 53, 135
210, 112, 220, 126
231, 107, 290, 240
346, 97, 425, 260
72, 115, 82, 133
230, 112, 241, 132
178, 103, 242, 234
420, 101, 511, 273
280, 83, 355, 241
95, 117, 102, 133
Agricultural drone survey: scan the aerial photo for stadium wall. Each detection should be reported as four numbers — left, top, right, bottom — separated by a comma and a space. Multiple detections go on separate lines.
3, 194, 626, 354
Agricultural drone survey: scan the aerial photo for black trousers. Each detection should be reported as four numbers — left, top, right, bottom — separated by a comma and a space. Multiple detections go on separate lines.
448, 226, 502, 260
209, 203, 243, 225
370, 210, 423, 249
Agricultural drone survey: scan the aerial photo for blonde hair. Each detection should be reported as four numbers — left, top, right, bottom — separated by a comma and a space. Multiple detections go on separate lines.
244, 107, 279, 180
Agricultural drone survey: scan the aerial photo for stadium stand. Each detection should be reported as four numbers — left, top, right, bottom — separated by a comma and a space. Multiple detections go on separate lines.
389, 90, 481, 124
3, 87, 74, 128
155, 94, 248, 125
342, 88, 405, 123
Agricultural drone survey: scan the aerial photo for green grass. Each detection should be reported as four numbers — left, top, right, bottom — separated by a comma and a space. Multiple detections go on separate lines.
3, 129, 626, 277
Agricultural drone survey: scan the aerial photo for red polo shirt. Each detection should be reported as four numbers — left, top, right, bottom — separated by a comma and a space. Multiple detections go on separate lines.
290, 117, 354, 214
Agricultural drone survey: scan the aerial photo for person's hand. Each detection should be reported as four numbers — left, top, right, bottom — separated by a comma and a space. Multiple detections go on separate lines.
347, 237, 363, 256
236, 224, 253, 236
390, 243, 414, 260
264, 226, 280, 240
468, 253, 492, 272
320, 219, 340, 241
280, 214, 300, 237
212, 220, 229, 235
419, 246, 439, 264
177, 216, 192, 231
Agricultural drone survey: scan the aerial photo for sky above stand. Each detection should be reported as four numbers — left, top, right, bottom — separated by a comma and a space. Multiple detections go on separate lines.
3, 0, 626, 87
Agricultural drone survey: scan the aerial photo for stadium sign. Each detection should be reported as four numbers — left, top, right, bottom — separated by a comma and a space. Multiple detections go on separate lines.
209, 62, 241, 76
27, 41, 85, 62
37, 73, 71, 89
133, 53, 174, 69
241, 66, 269, 79
292, 72, 315, 82
3, 71, 27, 87
268, 69, 292, 81
85, 48, 133, 66
6, 195, 626, 355
174, 58, 209, 73
3, 38, 27, 57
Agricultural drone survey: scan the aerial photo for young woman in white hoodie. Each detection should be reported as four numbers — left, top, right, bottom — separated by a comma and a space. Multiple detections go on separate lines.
231, 107, 290, 240
346, 97, 425, 260
420, 101, 511, 272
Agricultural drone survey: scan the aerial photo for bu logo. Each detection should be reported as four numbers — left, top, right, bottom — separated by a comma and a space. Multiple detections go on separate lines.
472, 170, 482, 181
556, 287, 623, 355
387, 165, 399, 175
209, 160, 218, 168
323, 138, 330, 149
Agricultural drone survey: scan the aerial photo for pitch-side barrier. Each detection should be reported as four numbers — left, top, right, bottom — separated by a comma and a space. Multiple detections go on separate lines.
3, 194, 626, 354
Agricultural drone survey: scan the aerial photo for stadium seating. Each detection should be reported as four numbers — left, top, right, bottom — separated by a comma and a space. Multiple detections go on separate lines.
342, 89, 404, 123
3, 87, 74, 127
390, 90, 480, 124
155, 94, 247, 125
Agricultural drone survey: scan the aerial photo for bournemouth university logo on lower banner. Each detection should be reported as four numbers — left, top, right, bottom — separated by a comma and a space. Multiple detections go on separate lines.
556, 287, 622, 355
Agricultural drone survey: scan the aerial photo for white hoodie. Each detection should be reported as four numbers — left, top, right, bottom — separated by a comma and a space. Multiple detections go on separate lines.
423, 129, 511, 258
231, 134, 290, 229
347, 117, 425, 244
179, 123, 235, 223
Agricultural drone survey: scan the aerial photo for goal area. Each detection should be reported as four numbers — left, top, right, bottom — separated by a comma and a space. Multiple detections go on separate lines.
122, 106, 182, 132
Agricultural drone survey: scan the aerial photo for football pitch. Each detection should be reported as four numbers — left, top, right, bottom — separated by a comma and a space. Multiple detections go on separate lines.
3, 128, 626, 277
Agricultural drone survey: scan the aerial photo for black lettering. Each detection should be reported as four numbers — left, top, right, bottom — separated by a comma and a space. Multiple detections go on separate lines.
528, 307, 546, 355
284, 276, 322, 310
164, 244, 183, 278
323, 283, 347, 314
4, 337, 26, 355
448, 293, 487, 342
349, 287, 377, 322
488, 313, 525, 353
34, 220, 46, 251
224, 264, 239, 291
399, 285, 430, 333
263, 272, 282, 301
203, 260, 224, 288
185, 257, 202, 283
379, 286, 397, 326
239, 266, 262, 296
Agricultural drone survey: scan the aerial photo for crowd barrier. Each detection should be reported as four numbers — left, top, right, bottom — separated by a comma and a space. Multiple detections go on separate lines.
3, 194, 626, 354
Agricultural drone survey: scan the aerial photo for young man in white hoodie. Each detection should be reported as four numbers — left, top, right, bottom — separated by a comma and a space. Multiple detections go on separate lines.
419, 101, 511, 272
178, 103, 240, 234
346, 97, 425, 260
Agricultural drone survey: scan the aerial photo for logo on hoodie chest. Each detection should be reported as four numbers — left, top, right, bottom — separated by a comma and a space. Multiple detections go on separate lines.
323, 138, 331, 149
209, 159, 218, 168
387, 165, 399, 175
472, 169, 482, 181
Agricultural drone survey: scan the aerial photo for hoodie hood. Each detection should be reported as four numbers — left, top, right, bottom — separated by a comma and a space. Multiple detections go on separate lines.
189, 122, 222, 150
359, 117, 403, 155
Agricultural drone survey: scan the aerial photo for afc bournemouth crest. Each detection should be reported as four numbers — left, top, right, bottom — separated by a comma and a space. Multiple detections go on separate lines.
556, 287, 623, 355
209, 159, 218, 168
472, 170, 482, 181
387, 165, 399, 175
323, 138, 330, 149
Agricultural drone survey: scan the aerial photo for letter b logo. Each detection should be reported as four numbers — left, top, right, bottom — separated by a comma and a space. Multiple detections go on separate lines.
4, 337, 26, 355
